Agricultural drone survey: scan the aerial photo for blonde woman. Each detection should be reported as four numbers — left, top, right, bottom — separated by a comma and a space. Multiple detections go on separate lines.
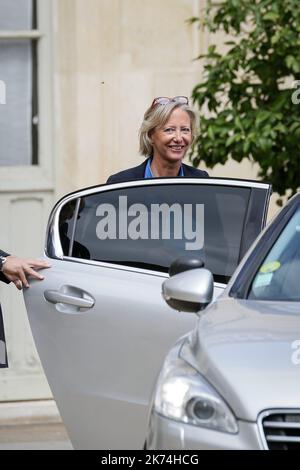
107, 96, 208, 183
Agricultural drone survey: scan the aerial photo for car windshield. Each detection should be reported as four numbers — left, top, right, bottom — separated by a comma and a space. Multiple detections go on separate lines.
248, 206, 300, 301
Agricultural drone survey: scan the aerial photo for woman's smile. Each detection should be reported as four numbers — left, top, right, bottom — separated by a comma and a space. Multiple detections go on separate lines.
150, 108, 192, 165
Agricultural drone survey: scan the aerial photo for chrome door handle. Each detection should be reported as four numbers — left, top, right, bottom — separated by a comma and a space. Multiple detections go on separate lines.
44, 289, 94, 308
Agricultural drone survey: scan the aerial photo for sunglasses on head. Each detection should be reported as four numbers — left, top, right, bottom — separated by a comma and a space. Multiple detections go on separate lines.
151, 96, 189, 108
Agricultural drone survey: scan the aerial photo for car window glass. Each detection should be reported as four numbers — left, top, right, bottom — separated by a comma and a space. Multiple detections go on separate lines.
248, 207, 300, 301
59, 184, 251, 283
59, 199, 78, 256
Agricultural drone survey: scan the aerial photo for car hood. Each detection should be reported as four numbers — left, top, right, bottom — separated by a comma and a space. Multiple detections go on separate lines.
185, 298, 300, 421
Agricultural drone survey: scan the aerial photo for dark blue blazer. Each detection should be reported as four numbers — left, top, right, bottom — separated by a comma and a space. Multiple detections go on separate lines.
106, 159, 208, 184
0, 249, 9, 368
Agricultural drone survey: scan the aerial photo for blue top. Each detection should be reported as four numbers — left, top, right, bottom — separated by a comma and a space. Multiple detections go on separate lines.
144, 158, 184, 178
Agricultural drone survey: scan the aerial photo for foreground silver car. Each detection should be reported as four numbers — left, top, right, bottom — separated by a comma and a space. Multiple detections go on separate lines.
147, 193, 300, 450
23, 177, 271, 449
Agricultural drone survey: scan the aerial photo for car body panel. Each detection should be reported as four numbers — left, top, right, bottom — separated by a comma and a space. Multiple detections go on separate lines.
23, 178, 271, 449
182, 298, 300, 422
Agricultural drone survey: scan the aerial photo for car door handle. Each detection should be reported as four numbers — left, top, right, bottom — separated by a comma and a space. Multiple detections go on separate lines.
44, 289, 95, 309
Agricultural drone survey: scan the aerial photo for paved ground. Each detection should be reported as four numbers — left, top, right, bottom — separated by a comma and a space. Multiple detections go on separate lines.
0, 400, 73, 450
0, 422, 73, 450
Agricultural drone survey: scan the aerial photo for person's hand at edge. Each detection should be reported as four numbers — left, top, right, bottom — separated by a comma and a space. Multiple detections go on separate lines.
2, 256, 51, 290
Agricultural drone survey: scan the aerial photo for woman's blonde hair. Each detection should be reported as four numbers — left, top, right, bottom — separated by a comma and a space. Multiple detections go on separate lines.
139, 101, 197, 157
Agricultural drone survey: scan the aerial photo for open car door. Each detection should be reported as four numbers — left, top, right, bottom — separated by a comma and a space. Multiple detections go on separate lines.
24, 177, 271, 449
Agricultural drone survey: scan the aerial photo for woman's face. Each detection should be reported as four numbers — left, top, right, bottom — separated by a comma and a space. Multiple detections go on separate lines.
150, 108, 192, 165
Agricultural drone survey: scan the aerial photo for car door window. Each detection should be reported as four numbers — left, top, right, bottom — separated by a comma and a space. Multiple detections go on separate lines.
58, 183, 253, 283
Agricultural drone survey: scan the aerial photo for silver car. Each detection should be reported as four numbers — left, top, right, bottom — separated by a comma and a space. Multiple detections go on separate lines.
23, 177, 271, 449
147, 192, 300, 450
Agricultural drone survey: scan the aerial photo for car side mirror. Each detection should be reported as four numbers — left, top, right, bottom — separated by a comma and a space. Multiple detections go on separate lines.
162, 268, 214, 314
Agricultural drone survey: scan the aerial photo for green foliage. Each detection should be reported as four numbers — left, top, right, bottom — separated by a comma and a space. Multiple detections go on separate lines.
191, 0, 300, 202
